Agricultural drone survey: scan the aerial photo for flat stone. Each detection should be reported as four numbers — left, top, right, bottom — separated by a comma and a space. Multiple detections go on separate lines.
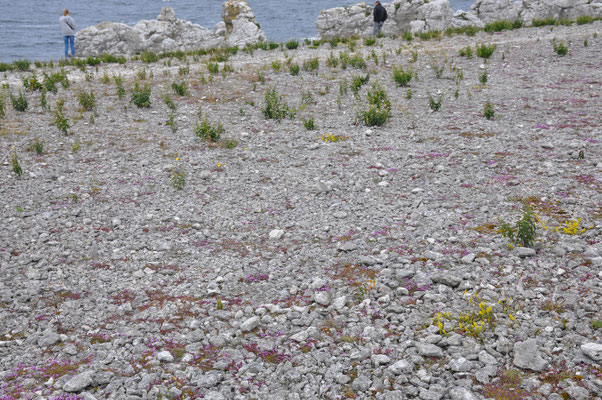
478, 349, 498, 365
240, 316, 260, 332
38, 331, 60, 348
269, 229, 284, 239
204, 391, 227, 400
419, 388, 443, 400
416, 342, 444, 357
515, 247, 536, 257
351, 374, 372, 392
449, 387, 479, 400
513, 339, 547, 371
290, 330, 309, 343
388, 359, 413, 375
430, 271, 462, 287
371, 354, 391, 365
450, 357, 474, 372
580, 342, 602, 361
157, 350, 174, 362
314, 291, 331, 306
63, 370, 94, 392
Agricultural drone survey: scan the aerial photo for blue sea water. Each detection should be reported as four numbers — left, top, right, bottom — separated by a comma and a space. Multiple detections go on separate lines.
0, 0, 475, 62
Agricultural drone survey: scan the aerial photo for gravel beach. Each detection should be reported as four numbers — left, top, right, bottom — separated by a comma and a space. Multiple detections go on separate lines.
1, 20, 601, 400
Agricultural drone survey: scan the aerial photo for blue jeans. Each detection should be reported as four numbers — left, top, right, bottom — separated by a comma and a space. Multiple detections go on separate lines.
64, 35, 75, 58
373, 21, 384, 36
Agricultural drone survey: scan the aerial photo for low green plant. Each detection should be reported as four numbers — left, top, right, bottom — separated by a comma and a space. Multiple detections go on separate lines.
171, 81, 187, 96
30, 138, 44, 155
262, 86, 295, 121
484, 19, 517, 32
484, 102, 495, 120
289, 63, 300, 75
552, 39, 568, 56
53, 99, 70, 135
364, 37, 376, 46
10, 90, 28, 112
432, 61, 445, 79
178, 64, 190, 76
402, 31, 413, 41
131, 82, 151, 108
71, 140, 81, 152
13, 59, 30, 71
532, 17, 557, 27
349, 54, 367, 69
77, 90, 96, 112
194, 117, 224, 142
498, 207, 537, 248
476, 43, 496, 60
392, 65, 413, 87
326, 52, 339, 68
406, 89, 412, 99
0, 62, 13, 72
22, 74, 42, 91
163, 94, 176, 112
303, 57, 319, 72
170, 165, 186, 190
140, 51, 159, 63
271, 60, 282, 72
459, 46, 473, 58
0, 96, 5, 119
358, 81, 391, 127
576, 15, 594, 25
166, 114, 178, 133
286, 40, 299, 50
302, 117, 316, 130
11, 150, 23, 176
429, 94, 442, 112
351, 74, 370, 97
115, 75, 125, 99
591, 319, 602, 330
479, 70, 488, 84
207, 62, 219, 74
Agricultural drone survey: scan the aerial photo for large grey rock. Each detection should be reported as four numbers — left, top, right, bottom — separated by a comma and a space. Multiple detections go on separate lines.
388, 359, 414, 375
63, 370, 94, 392
416, 0, 454, 32
416, 342, 444, 357
37, 331, 60, 347
580, 342, 602, 361
520, 0, 602, 23
77, 2, 264, 57
513, 339, 548, 371
470, 0, 521, 24
451, 10, 485, 28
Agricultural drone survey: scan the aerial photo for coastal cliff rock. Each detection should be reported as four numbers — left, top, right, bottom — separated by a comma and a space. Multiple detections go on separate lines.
317, 0, 601, 38
76, 1, 265, 57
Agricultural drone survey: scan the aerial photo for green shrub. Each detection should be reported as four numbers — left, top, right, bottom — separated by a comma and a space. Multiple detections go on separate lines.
140, 51, 159, 63
498, 207, 537, 247
53, 99, 69, 135
86, 57, 101, 66
358, 81, 391, 126
392, 65, 413, 87
0, 62, 13, 72
11, 150, 22, 176
364, 37, 376, 46
402, 31, 413, 41
553, 40, 568, 56
170, 166, 186, 190
163, 94, 176, 111
10, 90, 28, 112
429, 94, 442, 112
532, 17, 557, 27
131, 82, 151, 108
0, 96, 5, 119
207, 62, 219, 74
289, 63, 300, 76
484, 20, 515, 33
78, 90, 96, 112
115, 75, 125, 99
326, 52, 339, 68
171, 81, 187, 96
271, 60, 282, 72
263, 86, 295, 121
302, 57, 319, 72
22, 75, 43, 91
99, 53, 126, 64
194, 117, 224, 142
459, 46, 473, 58
286, 40, 299, 50
30, 138, 44, 155
476, 43, 496, 59
484, 102, 495, 120
13, 60, 30, 71
349, 54, 366, 69
351, 74, 370, 96
302, 117, 316, 130
479, 70, 488, 85
576, 15, 594, 25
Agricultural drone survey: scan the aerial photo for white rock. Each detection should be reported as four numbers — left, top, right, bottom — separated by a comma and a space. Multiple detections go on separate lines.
157, 351, 174, 362
581, 343, 602, 362
269, 229, 284, 239
240, 316, 260, 332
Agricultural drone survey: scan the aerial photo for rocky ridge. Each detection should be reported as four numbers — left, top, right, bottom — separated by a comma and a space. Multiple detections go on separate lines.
317, 0, 602, 38
0, 19, 601, 400
76, 1, 266, 58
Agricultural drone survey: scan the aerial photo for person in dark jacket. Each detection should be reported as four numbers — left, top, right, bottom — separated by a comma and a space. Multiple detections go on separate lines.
373, 1, 387, 36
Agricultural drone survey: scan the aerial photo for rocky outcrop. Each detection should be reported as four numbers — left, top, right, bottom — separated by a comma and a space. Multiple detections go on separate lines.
76, 1, 265, 57
317, 0, 602, 38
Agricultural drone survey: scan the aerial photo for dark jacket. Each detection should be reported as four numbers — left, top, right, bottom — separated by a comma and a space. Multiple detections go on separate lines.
373, 4, 387, 23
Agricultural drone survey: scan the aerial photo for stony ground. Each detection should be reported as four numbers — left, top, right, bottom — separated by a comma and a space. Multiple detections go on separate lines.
0, 21, 601, 400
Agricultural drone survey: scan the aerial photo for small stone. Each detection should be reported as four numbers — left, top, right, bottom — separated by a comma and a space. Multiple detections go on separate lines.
63, 370, 94, 392
450, 357, 474, 372
449, 387, 479, 400
333, 295, 347, 310
269, 229, 284, 239
513, 339, 548, 372
388, 359, 413, 375
415, 342, 444, 357
204, 391, 227, 400
461, 253, 476, 263
157, 351, 174, 362
241, 316, 260, 332
133, 270, 145, 278
478, 349, 498, 365
290, 331, 309, 343
419, 388, 443, 400
195, 373, 222, 388
351, 374, 372, 392
515, 247, 536, 257
430, 271, 462, 287
38, 331, 60, 348
580, 342, 602, 361
371, 354, 391, 366
314, 291, 330, 306
565, 385, 588, 400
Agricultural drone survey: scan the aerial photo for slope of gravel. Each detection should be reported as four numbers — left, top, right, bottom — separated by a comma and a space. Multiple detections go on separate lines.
0, 21, 601, 400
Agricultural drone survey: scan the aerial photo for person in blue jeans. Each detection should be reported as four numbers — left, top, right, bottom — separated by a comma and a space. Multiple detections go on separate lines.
59, 9, 76, 58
